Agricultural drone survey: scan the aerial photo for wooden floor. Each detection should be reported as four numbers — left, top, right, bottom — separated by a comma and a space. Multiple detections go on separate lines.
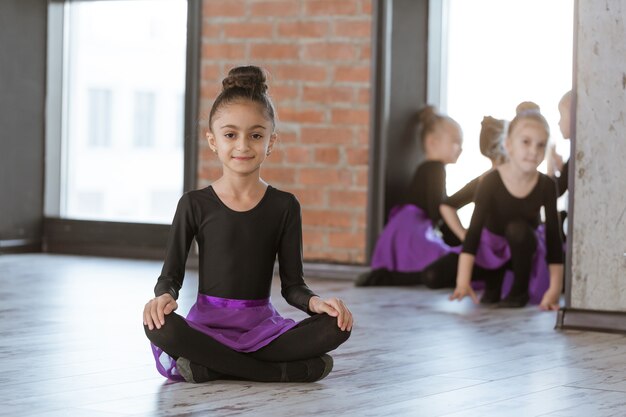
0, 254, 625, 417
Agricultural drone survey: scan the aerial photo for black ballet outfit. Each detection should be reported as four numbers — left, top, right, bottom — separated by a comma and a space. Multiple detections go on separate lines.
144, 185, 350, 382
422, 170, 563, 304
406, 160, 462, 246
357, 162, 472, 287
555, 159, 569, 197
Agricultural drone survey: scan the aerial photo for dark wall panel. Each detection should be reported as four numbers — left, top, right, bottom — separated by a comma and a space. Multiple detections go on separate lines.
366, 0, 429, 259
0, 0, 47, 250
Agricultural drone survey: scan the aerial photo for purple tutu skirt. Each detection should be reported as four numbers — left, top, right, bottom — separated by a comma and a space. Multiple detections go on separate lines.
151, 294, 298, 381
370, 205, 461, 272
472, 226, 550, 305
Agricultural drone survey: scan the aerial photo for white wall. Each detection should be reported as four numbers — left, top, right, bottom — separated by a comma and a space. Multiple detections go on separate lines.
570, 0, 626, 311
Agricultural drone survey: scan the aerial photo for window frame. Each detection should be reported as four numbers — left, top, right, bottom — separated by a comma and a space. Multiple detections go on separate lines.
43, 0, 201, 258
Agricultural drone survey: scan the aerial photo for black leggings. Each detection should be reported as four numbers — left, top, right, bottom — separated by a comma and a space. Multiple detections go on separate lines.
144, 312, 350, 382
422, 221, 537, 297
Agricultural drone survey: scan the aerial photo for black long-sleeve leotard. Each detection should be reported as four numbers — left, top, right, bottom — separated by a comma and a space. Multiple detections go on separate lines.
555, 159, 569, 197
462, 169, 563, 264
442, 176, 480, 209
154, 185, 316, 313
405, 160, 459, 245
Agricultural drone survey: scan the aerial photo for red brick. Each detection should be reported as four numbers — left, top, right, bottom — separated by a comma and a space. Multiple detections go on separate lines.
250, 43, 300, 60
223, 22, 274, 38
302, 86, 354, 105
202, 24, 221, 38
283, 146, 311, 163
329, 190, 367, 207
277, 21, 329, 38
199, 165, 222, 181
202, 43, 246, 60
314, 147, 340, 164
279, 107, 325, 123
356, 212, 367, 228
302, 229, 326, 246
290, 188, 325, 206
264, 147, 285, 163
303, 248, 333, 261
201, 84, 222, 101
271, 84, 299, 102
203, 0, 246, 18
357, 87, 370, 104
274, 64, 328, 82
334, 19, 371, 38
356, 127, 370, 145
335, 65, 370, 83
201, 63, 221, 81
356, 167, 369, 187
305, 0, 358, 15
300, 167, 352, 186
302, 42, 358, 61
275, 129, 296, 143
261, 167, 297, 184
361, 0, 372, 14
329, 231, 366, 249
332, 108, 369, 125
250, 1, 299, 16
199, 147, 213, 162
346, 147, 369, 165
359, 44, 371, 60
302, 209, 352, 228
301, 126, 353, 144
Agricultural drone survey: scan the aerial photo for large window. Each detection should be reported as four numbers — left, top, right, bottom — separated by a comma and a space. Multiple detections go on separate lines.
49, 0, 188, 224
433, 0, 574, 224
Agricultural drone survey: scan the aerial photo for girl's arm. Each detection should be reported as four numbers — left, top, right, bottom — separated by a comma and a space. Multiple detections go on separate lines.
449, 253, 478, 303
277, 195, 318, 313
540, 264, 564, 311
145, 193, 198, 329
540, 177, 565, 310
440, 205, 467, 241
279, 195, 353, 331
449, 174, 494, 303
424, 163, 447, 223
154, 193, 198, 300
439, 176, 481, 242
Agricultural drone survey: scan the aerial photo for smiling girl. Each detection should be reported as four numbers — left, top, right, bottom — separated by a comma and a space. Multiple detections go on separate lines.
447, 102, 564, 309
143, 66, 352, 383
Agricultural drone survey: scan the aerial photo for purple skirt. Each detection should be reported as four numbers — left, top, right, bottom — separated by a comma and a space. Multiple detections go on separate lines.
472, 226, 550, 305
151, 294, 298, 381
370, 205, 461, 272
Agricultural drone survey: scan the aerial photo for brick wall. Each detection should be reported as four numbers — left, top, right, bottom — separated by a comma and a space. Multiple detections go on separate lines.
198, 0, 372, 263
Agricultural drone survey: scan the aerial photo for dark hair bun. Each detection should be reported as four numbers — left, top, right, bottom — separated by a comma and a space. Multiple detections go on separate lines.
480, 116, 507, 163
222, 66, 268, 94
415, 105, 437, 126
515, 101, 540, 115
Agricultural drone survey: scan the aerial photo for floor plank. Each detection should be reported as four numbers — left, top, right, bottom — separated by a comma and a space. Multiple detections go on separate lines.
0, 254, 624, 417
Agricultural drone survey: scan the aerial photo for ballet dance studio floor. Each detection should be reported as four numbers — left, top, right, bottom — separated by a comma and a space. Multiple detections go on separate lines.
1, 254, 625, 417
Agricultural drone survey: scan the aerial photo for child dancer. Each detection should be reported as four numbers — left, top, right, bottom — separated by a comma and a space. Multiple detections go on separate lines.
547, 90, 572, 197
439, 116, 508, 242
444, 102, 563, 309
547, 90, 573, 239
143, 66, 352, 383
356, 106, 463, 286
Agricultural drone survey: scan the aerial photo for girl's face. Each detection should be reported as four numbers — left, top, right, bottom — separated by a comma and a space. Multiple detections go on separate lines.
558, 101, 571, 140
433, 122, 463, 164
207, 100, 276, 177
505, 121, 548, 174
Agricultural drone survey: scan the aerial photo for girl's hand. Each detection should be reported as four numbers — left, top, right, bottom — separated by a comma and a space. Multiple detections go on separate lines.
309, 296, 353, 332
143, 293, 178, 330
547, 145, 565, 176
449, 284, 478, 304
539, 289, 561, 311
